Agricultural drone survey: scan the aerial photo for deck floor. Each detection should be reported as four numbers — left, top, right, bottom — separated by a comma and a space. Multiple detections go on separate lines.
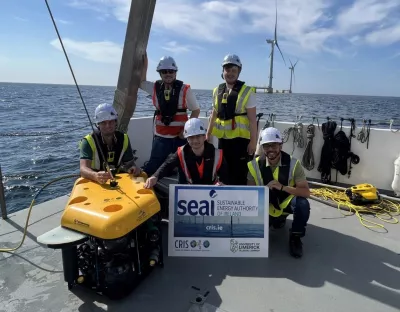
1, 189, 400, 312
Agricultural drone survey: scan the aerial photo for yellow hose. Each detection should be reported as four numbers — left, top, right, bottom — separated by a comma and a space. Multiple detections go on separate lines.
0, 174, 80, 252
311, 187, 400, 230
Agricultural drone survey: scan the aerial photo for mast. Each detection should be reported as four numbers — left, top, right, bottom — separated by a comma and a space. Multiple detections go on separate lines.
113, 0, 156, 133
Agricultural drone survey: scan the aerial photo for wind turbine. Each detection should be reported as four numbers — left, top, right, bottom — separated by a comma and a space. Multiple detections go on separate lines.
289, 59, 298, 93
266, 0, 286, 94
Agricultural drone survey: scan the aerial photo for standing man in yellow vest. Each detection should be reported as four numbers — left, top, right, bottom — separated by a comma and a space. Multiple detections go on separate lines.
247, 127, 310, 258
206, 54, 258, 185
80, 103, 141, 184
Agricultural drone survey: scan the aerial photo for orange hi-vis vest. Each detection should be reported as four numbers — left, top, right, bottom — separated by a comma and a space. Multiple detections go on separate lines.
152, 79, 190, 137
177, 143, 223, 185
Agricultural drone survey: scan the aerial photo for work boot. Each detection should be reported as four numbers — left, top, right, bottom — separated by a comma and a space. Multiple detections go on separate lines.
289, 233, 303, 258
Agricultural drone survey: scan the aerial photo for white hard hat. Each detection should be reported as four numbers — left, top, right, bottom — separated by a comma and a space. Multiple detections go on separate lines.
259, 127, 282, 145
183, 118, 206, 138
222, 54, 242, 68
94, 103, 118, 123
156, 56, 178, 71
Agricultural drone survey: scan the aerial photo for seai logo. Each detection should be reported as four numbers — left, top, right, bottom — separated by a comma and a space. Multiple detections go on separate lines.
177, 189, 217, 216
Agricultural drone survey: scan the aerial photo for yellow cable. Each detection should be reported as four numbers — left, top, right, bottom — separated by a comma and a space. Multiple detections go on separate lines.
311, 187, 400, 230
0, 174, 80, 252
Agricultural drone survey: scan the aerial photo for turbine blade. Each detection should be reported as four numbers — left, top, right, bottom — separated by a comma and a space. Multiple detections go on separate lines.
276, 41, 286, 65
289, 58, 293, 68
294, 59, 299, 68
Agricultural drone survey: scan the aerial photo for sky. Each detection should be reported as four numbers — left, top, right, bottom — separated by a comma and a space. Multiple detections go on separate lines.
0, 0, 399, 97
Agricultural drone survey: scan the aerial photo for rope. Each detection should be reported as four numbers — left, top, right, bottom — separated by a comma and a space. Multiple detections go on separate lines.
0, 174, 80, 252
311, 187, 400, 231
301, 124, 315, 170
282, 119, 305, 154
356, 119, 371, 149
0, 124, 92, 137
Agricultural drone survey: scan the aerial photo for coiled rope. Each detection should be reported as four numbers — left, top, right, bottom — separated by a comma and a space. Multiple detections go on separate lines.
282, 119, 305, 154
301, 124, 315, 170
356, 119, 371, 148
311, 187, 400, 231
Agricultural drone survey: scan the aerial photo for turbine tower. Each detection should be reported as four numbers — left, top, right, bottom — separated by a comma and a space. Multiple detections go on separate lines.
266, 0, 285, 94
289, 59, 298, 93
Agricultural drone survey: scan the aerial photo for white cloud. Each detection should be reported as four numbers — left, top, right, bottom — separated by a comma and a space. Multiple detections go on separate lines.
13, 16, 28, 22
365, 24, 400, 45
161, 41, 203, 54
57, 19, 72, 25
50, 38, 122, 63
67, 0, 400, 55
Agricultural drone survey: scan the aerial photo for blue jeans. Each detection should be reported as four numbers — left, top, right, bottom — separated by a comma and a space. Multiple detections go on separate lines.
271, 196, 310, 237
142, 135, 186, 176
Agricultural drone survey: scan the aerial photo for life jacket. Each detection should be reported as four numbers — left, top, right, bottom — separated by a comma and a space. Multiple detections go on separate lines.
211, 80, 254, 139
81, 130, 129, 171
317, 121, 337, 184
247, 151, 300, 217
152, 79, 190, 137
177, 142, 223, 184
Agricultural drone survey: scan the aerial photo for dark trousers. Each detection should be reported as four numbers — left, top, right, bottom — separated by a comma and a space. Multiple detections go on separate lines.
143, 135, 186, 176
270, 196, 310, 237
218, 137, 252, 185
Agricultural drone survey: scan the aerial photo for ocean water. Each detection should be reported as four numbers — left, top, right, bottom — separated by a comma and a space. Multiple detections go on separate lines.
1, 82, 400, 214
174, 223, 264, 238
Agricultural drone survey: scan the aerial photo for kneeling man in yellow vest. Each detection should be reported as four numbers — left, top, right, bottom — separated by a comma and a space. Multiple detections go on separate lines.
247, 127, 310, 258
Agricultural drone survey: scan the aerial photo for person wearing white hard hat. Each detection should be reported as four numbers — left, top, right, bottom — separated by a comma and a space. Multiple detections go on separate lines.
143, 118, 229, 189
139, 53, 200, 177
206, 53, 258, 186
247, 127, 310, 258
79, 103, 141, 184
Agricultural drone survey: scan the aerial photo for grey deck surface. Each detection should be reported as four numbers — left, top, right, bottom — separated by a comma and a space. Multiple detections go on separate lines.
1, 184, 400, 312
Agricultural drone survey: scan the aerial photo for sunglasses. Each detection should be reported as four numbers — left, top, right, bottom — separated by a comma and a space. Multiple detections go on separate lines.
160, 70, 176, 74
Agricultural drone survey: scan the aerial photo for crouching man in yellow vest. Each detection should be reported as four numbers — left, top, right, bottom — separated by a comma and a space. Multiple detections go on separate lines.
247, 127, 310, 258
79, 103, 142, 184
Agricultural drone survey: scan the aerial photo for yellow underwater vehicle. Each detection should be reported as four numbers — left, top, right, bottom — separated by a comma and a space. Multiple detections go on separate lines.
37, 172, 164, 299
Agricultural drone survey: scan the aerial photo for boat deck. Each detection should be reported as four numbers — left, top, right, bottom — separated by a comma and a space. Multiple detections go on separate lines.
1, 179, 400, 312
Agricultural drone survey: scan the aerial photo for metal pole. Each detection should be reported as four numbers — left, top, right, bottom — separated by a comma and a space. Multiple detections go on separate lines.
0, 164, 7, 219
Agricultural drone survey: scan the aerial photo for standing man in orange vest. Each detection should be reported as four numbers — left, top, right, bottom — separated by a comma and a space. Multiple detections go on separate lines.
143, 118, 229, 188
140, 53, 201, 176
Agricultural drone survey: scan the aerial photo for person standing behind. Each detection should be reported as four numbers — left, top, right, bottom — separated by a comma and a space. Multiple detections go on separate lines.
139, 53, 201, 177
206, 54, 258, 185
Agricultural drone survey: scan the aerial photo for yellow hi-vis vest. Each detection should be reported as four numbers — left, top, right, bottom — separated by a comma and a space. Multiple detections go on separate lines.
247, 152, 300, 217
81, 132, 129, 171
211, 81, 254, 139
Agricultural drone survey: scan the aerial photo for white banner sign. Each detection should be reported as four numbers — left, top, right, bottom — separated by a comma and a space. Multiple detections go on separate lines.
168, 185, 269, 258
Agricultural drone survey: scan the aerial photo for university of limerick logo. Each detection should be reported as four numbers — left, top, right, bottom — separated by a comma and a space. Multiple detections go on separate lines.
230, 239, 238, 253
209, 190, 217, 198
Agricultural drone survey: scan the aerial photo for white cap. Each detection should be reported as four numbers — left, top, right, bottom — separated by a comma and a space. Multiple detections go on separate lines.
94, 103, 118, 123
222, 54, 242, 68
259, 127, 282, 145
183, 118, 206, 138
156, 56, 178, 71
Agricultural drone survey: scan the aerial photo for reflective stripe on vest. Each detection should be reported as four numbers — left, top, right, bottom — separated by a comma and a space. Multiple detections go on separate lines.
177, 147, 223, 184
247, 155, 299, 214
211, 84, 254, 139
84, 133, 129, 171
152, 83, 190, 136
